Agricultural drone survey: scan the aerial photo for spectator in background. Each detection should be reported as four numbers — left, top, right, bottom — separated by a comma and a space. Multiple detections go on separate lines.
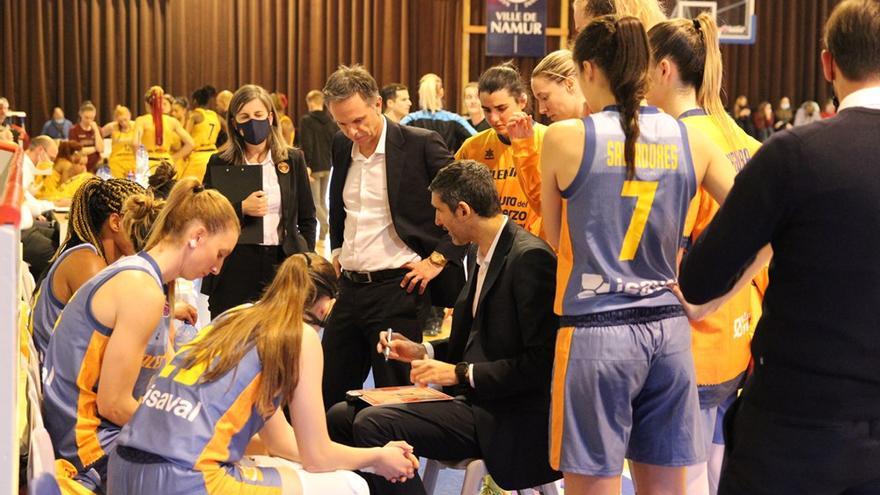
299, 89, 337, 245
215, 88, 234, 148
0, 125, 13, 142
272, 92, 296, 145
162, 94, 173, 115
462, 82, 491, 131
774, 96, 794, 130
37, 141, 94, 203
821, 97, 838, 118
794, 100, 822, 126
572, 0, 667, 32
0, 97, 30, 146
20, 136, 61, 280
68, 101, 104, 173
400, 73, 477, 152
22, 135, 60, 214
177, 86, 222, 182
135, 86, 194, 172
0, 97, 11, 127
381, 83, 412, 123
171, 96, 189, 124
752, 101, 775, 141
732, 95, 756, 135
41, 107, 73, 139
102, 105, 138, 178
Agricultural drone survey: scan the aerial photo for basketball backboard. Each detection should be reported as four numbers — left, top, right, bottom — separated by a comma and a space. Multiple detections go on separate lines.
671, 0, 757, 44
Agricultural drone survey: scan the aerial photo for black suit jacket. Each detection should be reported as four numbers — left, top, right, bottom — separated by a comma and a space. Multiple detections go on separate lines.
204, 147, 317, 255
329, 120, 464, 306
433, 220, 560, 489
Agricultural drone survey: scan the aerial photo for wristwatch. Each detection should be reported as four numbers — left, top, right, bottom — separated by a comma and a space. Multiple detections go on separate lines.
428, 251, 448, 268
455, 362, 470, 387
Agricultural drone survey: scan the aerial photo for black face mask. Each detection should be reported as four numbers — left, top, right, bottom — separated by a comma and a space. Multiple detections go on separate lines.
238, 118, 271, 145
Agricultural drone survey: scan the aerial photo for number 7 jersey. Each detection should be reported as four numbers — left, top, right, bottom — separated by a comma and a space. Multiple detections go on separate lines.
555, 106, 696, 316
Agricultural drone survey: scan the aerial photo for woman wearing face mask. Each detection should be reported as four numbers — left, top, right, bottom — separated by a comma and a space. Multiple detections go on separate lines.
532, 49, 589, 121
102, 105, 138, 178
202, 84, 317, 318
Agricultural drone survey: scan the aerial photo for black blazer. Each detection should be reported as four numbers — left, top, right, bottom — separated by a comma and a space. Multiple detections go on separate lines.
204, 147, 317, 255
433, 220, 560, 489
329, 120, 464, 306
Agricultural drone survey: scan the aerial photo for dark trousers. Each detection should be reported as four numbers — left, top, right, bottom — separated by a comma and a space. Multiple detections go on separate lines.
321, 276, 428, 409
207, 244, 284, 318
22, 222, 59, 281
720, 398, 880, 495
327, 399, 482, 495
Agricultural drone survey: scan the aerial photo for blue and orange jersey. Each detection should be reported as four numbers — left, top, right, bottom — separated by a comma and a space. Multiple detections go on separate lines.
42, 252, 170, 473
30, 243, 98, 359
679, 109, 763, 385
117, 308, 278, 472
555, 106, 696, 316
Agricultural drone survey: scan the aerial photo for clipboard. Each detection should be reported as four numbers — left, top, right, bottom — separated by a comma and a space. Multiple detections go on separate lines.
346, 386, 454, 407
210, 165, 263, 244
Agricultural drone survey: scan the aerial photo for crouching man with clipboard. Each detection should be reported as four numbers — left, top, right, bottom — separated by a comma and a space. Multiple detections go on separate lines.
327, 161, 561, 495
202, 84, 317, 318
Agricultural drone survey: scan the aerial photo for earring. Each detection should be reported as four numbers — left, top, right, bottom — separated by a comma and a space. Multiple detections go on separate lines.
188, 239, 197, 248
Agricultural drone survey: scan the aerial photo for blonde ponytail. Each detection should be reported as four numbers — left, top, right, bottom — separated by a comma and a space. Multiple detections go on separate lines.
649, 14, 748, 151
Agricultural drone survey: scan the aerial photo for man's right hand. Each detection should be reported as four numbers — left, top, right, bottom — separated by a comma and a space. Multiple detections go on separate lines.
377, 332, 427, 363
242, 190, 268, 217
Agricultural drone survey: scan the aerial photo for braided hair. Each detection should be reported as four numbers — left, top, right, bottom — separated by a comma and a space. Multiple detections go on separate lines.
54, 178, 145, 262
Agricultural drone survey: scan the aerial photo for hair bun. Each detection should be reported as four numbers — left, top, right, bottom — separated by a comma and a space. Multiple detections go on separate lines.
123, 193, 155, 220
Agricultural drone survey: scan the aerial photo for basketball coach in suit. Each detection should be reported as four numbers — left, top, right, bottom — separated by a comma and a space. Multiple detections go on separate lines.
327, 160, 561, 494
321, 65, 466, 409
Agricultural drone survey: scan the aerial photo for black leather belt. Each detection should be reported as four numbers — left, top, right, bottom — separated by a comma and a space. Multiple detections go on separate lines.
342, 268, 409, 284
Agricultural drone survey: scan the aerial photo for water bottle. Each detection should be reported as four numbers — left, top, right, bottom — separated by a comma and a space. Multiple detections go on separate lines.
96, 163, 112, 181
135, 145, 150, 188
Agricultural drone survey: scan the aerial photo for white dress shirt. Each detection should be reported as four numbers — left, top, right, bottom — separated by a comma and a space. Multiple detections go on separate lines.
838, 86, 880, 111
21, 153, 54, 217
472, 216, 508, 317
337, 117, 420, 272
244, 150, 281, 246
421, 216, 508, 388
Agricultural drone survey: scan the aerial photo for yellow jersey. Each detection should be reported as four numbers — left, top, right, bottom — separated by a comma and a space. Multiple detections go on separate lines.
455, 125, 546, 236
189, 108, 221, 151
680, 109, 763, 386
135, 114, 177, 162
108, 124, 137, 178
39, 172, 96, 202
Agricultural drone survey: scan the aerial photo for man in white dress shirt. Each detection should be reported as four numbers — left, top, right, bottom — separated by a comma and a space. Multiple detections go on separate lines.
321, 65, 464, 408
